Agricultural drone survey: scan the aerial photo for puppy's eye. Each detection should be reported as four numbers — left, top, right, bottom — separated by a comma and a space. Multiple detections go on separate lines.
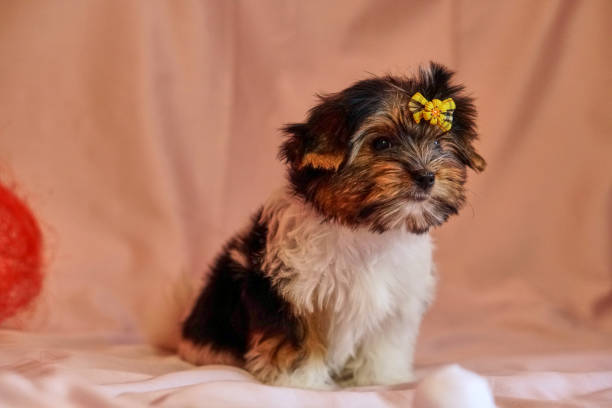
433, 140, 440, 147
372, 137, 392, 151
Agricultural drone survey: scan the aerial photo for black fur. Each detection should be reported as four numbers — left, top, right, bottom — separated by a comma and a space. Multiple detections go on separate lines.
182, 63, 486, 373
182, 209, 303, 361
279, 62, 485, 233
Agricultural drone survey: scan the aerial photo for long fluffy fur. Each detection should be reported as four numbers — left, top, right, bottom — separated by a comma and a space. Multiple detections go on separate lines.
177, 63, 485, 389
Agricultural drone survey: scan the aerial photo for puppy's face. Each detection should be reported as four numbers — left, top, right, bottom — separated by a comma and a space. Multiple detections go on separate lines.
280, 63, 486, 233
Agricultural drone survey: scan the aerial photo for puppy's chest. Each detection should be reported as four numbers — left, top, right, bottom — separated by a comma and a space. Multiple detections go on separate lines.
319, 232, 434, 351
264, 198, 434, 344
323, 235, 430, 320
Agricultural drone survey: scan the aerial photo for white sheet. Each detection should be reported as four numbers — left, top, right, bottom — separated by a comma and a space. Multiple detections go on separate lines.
2, 330, 611, 407
1, 1, 611, 407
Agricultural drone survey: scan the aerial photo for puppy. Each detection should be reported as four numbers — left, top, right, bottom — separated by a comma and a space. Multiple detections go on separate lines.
179, 63, 486, 389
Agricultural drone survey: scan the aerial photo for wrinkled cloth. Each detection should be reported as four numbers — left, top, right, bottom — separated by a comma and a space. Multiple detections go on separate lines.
1, 331, 611, 408
0, 0, 611, 407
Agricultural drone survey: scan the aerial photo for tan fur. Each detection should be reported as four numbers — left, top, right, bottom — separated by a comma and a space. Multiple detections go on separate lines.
244, 314, 328, 384
470, 153, 487, 172
181, 66, 484, 389
433, 166, 466, 202
300, 152, 343, 171
313, 186, 362, 223
178, 339, 244, 367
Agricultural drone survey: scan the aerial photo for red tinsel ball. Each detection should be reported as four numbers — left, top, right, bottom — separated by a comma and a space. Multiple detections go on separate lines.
0, 183, 42, 323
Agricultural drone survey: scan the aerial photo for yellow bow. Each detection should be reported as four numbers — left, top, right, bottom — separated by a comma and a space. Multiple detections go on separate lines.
409, 92, 456, 132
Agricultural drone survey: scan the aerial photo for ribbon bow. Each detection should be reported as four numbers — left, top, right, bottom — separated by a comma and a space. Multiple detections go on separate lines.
409, 92, 456, 132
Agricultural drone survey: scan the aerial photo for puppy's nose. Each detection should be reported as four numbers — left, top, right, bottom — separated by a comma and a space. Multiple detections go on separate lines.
413, 171, 435, 190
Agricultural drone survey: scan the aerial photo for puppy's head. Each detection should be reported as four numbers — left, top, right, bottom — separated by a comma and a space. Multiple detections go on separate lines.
280, 63, 486, 233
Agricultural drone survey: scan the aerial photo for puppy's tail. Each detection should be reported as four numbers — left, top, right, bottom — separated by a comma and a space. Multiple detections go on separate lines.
140, 271, 201, 351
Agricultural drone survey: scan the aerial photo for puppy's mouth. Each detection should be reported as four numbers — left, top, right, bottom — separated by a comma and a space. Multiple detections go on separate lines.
408, 191, 431, 202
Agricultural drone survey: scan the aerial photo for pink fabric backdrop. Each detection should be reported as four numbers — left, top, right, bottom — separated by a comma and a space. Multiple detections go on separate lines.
0, 0, 611, 368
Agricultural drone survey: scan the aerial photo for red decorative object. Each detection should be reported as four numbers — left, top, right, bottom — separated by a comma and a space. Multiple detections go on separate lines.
0, 183, 42, 323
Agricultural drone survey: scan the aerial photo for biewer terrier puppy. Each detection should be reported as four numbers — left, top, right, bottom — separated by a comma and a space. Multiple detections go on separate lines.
179, 63, 485, 389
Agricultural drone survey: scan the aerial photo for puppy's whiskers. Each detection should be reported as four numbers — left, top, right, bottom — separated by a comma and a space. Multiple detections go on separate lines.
181, 62, 485, 389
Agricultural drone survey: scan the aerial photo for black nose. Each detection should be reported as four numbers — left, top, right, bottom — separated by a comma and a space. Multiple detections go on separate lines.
413, 171, 435, 190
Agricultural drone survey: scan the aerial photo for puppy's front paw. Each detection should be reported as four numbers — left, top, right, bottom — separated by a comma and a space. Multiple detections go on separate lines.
350, 369, 415, 387
273, 373, 338, 390
341, 354, 415, 387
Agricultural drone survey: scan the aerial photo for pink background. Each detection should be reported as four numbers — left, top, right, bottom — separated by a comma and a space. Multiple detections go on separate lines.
1, 0, 611, 368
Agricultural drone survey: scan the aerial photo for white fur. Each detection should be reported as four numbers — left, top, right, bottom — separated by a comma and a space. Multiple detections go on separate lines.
262, 188, 436, 385
273, 356, 336, 390
175, 187, 436, 388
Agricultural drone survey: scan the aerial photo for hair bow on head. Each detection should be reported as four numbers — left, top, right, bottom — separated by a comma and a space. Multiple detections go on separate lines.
409, 92, 455, 132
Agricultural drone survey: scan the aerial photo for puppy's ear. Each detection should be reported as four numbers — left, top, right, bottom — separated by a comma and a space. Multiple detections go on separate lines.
458, 142, 487, 172
280, 95, 350, 171
450, 95, 486, 172
424, 62, 486, 172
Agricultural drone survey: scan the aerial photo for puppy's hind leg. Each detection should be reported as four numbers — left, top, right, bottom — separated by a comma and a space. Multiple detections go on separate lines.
178, 339, 244, 367
244, 328, 335, 390
179, 261, 249, 368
